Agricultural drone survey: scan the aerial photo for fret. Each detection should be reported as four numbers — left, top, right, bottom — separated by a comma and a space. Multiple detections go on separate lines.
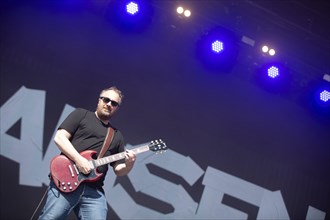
93, 160, 99, 167
114, 154, 123, 160
133, 146, 149, 153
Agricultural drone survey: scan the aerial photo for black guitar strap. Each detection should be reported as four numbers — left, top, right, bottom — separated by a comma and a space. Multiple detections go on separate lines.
98, 127, 115, 159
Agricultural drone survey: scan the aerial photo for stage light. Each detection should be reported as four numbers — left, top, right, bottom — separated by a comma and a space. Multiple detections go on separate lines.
262, 45, 269, 53
126, 2, 139, 15
105, 0, 154, 33
313, 83, 330, 106
261, 44, 276, 57
184, 9, 191, 17
212, 40, 224, 53
255, 62, 291, 94
176, 6, 191, 18
304, 80, 330, 117
196, 26, 240, 73
269, 48, 276, 56
267, 66, 279, 78
319, 74, 330, 103
176, 6, 184, 14
320, 90, 330, 102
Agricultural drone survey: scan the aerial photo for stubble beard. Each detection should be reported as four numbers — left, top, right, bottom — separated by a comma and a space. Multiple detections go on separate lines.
97, 108, 112, 121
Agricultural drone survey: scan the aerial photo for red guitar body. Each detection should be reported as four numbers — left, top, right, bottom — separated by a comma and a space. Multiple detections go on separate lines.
50, 150, 102, 193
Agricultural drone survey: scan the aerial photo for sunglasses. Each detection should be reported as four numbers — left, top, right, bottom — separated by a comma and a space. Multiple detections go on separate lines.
99, 96, 120, 107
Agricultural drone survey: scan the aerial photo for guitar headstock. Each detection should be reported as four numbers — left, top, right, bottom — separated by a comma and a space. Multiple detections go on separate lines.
149, 139, 167, 153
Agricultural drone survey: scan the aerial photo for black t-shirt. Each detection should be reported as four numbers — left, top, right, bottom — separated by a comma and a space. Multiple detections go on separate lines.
58, 108, 125, 189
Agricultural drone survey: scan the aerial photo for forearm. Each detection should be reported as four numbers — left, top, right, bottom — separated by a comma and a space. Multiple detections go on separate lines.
55, 137, 77, 160
113, 149, 136, 176
114, 163, 134, 176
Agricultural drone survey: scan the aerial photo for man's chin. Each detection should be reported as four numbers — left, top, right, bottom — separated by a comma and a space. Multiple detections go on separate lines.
99, 110, 111, 119
102, 108, 111, 114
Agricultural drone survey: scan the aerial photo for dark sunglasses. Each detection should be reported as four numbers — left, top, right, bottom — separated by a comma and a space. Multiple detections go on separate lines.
99, 96, 120, 107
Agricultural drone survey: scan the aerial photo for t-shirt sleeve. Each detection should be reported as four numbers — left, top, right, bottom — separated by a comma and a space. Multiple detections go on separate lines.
58, 108, 87, 135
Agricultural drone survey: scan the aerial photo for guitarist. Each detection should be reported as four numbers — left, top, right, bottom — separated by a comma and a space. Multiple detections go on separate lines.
38, 86, 136, 220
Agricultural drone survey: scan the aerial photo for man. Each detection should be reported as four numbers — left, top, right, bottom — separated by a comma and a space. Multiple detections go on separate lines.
39, 86, 136, 220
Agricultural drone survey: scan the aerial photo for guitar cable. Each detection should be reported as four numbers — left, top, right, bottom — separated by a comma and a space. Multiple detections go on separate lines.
29, 185, 50, 220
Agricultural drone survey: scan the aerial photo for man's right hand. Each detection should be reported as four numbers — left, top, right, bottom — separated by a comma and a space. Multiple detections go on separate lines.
75, 156, 92, 174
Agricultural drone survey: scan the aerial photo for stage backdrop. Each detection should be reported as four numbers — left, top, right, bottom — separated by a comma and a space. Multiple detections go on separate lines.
1, 1, 329, 219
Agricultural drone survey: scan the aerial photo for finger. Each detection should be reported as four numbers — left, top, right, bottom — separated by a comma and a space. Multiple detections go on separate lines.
84, 169, 91, 174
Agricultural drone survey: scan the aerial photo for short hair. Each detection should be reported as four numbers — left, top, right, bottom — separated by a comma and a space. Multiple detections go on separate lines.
100, 86, 124, 102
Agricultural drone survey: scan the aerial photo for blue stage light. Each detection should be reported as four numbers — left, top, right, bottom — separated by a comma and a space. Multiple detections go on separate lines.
320, 90, 330, 102
212, 40, 224, 53
105, 0, 153, 33
267, 66, 279, 78
255, 62, 291, 94
126, 2, 139, 15
196, 26, 240, 73
304, 81, 330, 117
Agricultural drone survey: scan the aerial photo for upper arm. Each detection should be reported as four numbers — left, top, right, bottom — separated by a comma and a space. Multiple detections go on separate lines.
55, 129, 72, 141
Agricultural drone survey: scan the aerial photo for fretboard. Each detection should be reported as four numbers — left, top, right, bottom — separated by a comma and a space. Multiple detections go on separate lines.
94, 145, 150, 167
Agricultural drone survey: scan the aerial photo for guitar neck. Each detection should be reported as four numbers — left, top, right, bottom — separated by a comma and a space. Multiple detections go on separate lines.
93, 145, 150, 167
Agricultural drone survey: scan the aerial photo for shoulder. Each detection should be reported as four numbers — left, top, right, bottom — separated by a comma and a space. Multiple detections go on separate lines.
109, 123, 120, 133
70, 108, 93, 117
114, 128, 123, 137
63, 108, 92, 123
74, 108, 89, 114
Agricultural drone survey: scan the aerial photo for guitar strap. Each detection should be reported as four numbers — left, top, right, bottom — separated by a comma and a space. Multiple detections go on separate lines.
98, 127, 115, 159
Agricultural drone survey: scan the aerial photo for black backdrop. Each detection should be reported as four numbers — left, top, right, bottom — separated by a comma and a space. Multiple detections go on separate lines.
1, 0, 329, 219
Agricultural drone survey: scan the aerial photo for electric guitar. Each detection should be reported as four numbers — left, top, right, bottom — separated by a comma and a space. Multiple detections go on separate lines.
50, 139, 167, 193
